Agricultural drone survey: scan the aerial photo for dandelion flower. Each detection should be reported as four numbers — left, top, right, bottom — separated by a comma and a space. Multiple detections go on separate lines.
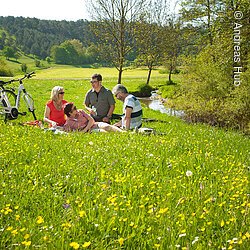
186, 170, 193, 177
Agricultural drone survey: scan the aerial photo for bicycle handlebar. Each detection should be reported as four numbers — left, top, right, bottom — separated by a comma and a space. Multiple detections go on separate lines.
0, 72, 35, 86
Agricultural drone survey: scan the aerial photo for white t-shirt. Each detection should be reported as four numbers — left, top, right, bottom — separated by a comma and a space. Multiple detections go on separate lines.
122, 94, 142, 129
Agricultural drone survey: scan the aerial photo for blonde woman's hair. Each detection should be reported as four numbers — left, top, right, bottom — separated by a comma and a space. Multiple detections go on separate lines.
51, 86, 64, 101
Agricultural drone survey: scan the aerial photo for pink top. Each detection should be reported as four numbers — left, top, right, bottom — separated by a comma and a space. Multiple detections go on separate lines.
64, 110, 91, 131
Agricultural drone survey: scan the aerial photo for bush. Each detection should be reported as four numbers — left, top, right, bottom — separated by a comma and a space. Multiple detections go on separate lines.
131, 83, 155, 97
166, 80, 176, 85
171, 49, 250, 134
0, 60, 13, 76
21, 63, 28, 73
35, 60, 41, 67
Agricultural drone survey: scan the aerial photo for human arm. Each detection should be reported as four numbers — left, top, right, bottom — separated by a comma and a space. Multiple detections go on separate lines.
82, 114, 95, 133
44, 105, 57, 127
102, 104, 115, 123
84, 91, 96, 116
114, 120, 122, 127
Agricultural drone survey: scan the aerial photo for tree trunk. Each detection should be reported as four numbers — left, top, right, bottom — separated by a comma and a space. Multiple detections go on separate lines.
168, 70, 172, 83
146, 64, 153, 85
118, 66, 123, 84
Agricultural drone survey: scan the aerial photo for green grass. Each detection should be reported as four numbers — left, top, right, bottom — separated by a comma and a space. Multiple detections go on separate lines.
0, 54, 52, 75
0, 67, 249, 249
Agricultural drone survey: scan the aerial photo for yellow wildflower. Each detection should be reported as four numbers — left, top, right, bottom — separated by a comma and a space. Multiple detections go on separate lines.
24, 234, 30, 240
83, 241, 91, 248
22, 241, 31, 246
11, 229, 18, 235
37, 216, 44, 224
62, 222, 72, 229
79, 211, 86, 218
118, 238, 124, 246
220, 220, 224, 227
159, 208, 168, 214
70, 242, 80, 249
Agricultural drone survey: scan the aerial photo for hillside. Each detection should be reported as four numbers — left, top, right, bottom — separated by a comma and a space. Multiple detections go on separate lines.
0, 16, 92, 59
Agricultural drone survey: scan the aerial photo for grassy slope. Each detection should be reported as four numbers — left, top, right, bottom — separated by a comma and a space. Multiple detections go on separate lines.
0, 66, 249, 249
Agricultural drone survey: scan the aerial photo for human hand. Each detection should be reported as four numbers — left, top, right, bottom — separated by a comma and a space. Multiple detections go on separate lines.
89, 109, 96, 116
51, 121, 57, 127
102, 117, 110, 123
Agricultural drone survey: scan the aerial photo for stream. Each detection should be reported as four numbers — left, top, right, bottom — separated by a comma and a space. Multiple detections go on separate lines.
138, 91, 184, 117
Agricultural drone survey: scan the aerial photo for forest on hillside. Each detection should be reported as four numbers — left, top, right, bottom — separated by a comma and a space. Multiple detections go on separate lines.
0, 16, 92, 59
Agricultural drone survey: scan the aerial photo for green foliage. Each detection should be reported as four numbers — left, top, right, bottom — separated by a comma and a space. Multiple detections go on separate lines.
35, 60, 40, 67
131, 83, 155, 97
21, 63, 28, 73
45, 57, 51, 64
3, 46, 17, 60
171, 49, 250, 134
0, 16, 93, 59
159, 84, 179, 99
0, 59, 13, 76
50, 40, 98, 65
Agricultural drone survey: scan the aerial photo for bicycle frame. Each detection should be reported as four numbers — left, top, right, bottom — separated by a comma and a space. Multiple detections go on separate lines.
0, 72, 37, 121
16, 82, 35, 113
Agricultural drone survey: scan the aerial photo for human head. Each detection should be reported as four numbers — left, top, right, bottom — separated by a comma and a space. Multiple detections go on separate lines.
64, 102, 77, 117
112, 84, 128, 101
90, 74, 102, 91
91, 73, 102, 82
51, 86, 64, 101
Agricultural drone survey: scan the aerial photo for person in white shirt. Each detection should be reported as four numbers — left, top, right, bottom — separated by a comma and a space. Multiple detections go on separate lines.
112, 84, 142, 130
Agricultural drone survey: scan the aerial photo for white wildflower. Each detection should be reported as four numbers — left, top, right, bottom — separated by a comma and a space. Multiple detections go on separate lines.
186, 170, 193, 177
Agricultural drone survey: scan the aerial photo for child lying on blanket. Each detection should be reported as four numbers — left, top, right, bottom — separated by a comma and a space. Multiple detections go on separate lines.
63, 102, 124, 133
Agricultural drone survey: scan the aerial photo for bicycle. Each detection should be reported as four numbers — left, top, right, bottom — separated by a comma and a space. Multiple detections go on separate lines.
0, 72, 37, 122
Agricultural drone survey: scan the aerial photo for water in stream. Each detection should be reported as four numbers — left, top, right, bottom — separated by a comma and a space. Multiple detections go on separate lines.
138, 91, 184, 117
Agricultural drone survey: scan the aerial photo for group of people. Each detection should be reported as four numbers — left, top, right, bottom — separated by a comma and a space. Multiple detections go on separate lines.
43, 73, 143, 133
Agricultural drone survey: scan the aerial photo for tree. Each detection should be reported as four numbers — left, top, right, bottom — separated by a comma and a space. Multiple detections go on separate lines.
134, 0, 173, 84
86, 0, 147, 84
180, 0, 218, 46
50, 45, 68, 64
162, 16, 183, 83
3, 46, 16, 60
0, 59, 13, 76
0, 31, 7, 50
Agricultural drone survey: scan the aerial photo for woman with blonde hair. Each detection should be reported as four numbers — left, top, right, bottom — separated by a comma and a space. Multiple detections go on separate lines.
44, 86, 68, 127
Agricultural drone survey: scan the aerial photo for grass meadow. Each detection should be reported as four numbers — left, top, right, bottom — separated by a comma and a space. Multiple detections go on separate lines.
0, 67, 249, 249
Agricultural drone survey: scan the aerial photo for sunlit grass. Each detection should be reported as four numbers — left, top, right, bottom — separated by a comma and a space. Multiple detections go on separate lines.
0, 67, 249, 249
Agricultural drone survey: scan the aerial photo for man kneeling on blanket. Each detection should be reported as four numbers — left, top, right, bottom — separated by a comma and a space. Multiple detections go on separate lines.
63, 102, 124, 133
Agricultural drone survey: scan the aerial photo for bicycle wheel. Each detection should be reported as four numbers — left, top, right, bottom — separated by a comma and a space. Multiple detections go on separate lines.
0, 89, 17, 122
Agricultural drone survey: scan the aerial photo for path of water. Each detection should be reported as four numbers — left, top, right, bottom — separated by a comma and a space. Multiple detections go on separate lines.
138, 91, 184, 117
